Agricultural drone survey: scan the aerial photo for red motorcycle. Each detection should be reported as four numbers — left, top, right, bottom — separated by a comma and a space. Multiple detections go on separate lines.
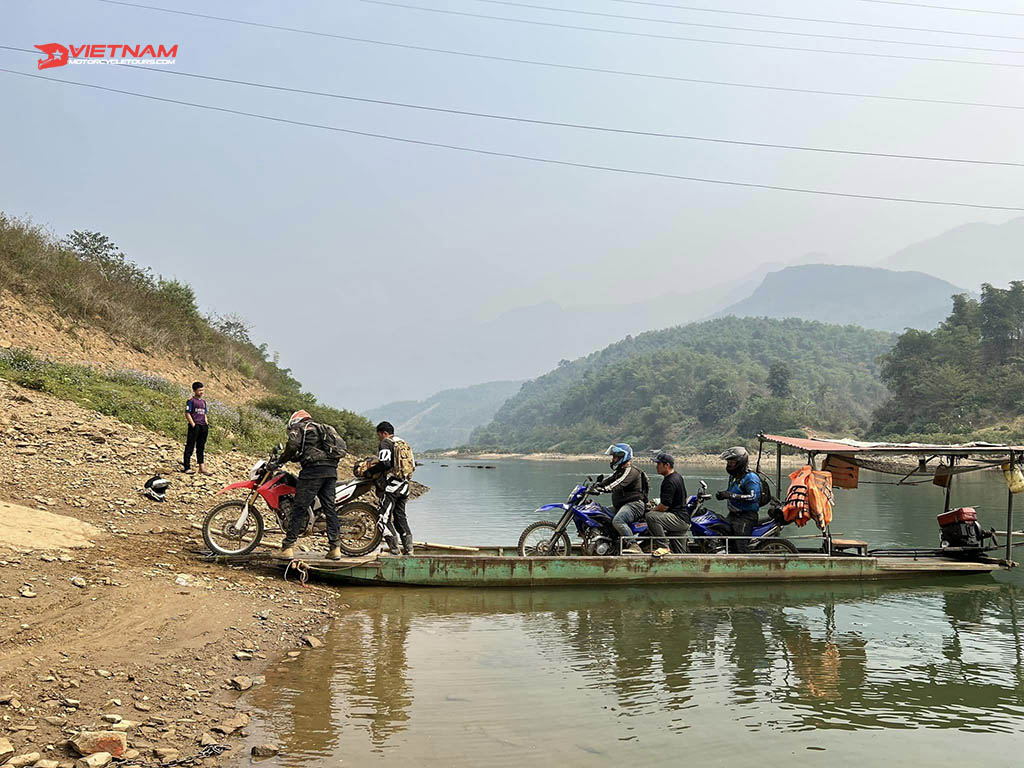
201, 444, 381, 557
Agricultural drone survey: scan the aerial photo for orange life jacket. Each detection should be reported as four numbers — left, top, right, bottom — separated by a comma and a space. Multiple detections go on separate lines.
783, 466, 834, 528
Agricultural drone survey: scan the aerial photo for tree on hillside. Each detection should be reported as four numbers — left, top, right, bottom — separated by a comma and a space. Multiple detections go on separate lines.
61, 230, 152, 288
767, 362, 792, 398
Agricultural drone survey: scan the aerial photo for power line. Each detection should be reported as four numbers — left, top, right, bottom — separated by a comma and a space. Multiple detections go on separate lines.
360, 0, 1024, 68
3, 68, 1022, 212
855, 0, 1024, 17
606, 0, 1024, 41
463, 0, 1024, 53
2, 45, 1018, 168
91, 1, 1024, 112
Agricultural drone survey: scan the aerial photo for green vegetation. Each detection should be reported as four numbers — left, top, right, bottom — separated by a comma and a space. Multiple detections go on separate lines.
470, 317, 894, 454
871, 283, 1024, 443
0, 214, 376, 453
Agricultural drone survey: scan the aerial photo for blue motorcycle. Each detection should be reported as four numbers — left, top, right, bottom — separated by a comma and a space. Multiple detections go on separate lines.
683, 480, 796, 554
517, 476, 650, 556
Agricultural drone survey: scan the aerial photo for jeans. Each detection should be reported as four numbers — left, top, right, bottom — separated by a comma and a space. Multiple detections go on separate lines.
646, 509, 691, 553
283, 475, 339, 548
726, 511, 757, 554
612, 500, 647, 546
184, 424, 208, 469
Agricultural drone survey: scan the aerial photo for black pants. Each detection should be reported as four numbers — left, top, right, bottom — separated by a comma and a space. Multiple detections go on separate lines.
646, 510, 691, 553
283, 474, 339, 548
727, 511, 757, 554
184, 424, 208, 469
380, 477, 411, 539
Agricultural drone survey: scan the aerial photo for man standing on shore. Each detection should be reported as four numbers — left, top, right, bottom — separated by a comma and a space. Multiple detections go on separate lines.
184, 381, 209, 474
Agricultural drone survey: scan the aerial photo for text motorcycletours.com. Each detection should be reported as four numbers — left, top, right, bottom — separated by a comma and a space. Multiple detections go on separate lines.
35, 43, 179, 69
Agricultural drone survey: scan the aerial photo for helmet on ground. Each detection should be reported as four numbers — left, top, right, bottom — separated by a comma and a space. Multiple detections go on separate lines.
719, 446, 749, 475
654, 451, 675, 467
288, 410, 312, 427
143, 475, 170, 502
604, 443, 633, 470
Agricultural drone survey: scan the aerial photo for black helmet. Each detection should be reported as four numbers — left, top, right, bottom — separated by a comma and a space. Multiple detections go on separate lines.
719, 446, 749, 476
143, 475, 170, 502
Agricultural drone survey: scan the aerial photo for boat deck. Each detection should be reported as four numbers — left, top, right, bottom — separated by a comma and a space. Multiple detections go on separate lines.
227, 544, 1013, 587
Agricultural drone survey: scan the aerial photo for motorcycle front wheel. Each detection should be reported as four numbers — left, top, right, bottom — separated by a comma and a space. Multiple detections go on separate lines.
518, 521, 572, 557
203, 500, 265, 556
337, 501, 383, 556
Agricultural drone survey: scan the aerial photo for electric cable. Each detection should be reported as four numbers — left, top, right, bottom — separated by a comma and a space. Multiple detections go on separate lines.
606, 0, 1024, 41
2, 45, 1019, 168
2, 67, 1022, 212
360, 0, 1024, 68
855, 0, 1024, 18
462, 0, 1024, 53
89, 1, 1024, 111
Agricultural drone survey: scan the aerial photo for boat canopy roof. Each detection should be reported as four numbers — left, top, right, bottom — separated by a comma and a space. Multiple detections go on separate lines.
760, 433, 1024, 458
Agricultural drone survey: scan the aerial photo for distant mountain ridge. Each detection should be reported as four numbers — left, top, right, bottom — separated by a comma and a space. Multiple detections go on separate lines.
715, 265, 965, 332
364, 379, 524, 450
880, 216, 1024, 290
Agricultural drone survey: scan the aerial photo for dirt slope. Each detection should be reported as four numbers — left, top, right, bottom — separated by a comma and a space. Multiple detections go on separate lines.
0, 378, 355, 767
0, 293, 268, 404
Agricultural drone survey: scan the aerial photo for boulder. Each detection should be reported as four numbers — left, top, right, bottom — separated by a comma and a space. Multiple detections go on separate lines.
250, 745, 279, 759
228, 677, 252, 692
74, 754, 111, 768
300, 635, 322, 649
69, 732, 126, 757
8, 755, 41, 768
35, 760, 60, 768
0, 738, 13, 765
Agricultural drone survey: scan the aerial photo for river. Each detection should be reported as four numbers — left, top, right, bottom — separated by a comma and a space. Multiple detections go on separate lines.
245, 459, 1024, 766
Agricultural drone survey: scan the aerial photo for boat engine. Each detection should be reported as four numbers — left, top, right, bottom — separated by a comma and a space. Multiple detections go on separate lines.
583, 531, 615, 556
937, 507, 985, 549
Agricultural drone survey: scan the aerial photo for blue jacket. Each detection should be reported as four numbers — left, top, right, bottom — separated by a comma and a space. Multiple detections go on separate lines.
727, 471, 761, 515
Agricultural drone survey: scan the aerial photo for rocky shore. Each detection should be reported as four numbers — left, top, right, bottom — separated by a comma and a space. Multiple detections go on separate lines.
0, 379, 355, 768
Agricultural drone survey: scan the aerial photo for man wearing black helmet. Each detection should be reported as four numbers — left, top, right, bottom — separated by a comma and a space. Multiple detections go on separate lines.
646, 452, 689, 555
715, 446, 762, 553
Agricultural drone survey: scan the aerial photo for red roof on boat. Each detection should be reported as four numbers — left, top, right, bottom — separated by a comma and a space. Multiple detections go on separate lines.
760, 434, 1024, 456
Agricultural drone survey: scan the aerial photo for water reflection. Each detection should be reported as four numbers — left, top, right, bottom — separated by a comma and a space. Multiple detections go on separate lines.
250, 582, 1024, 765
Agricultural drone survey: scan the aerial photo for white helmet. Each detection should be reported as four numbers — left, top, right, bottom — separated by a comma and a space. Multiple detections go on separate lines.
143, 475, 170, 502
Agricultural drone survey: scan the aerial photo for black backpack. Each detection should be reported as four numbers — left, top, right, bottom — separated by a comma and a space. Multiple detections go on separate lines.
314, 422, 347, 462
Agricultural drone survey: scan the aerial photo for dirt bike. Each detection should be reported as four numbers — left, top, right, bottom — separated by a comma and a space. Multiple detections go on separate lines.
201, 444, 382, 557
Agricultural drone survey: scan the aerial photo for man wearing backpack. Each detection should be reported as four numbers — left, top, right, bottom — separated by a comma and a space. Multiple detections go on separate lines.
276, 410, 346, 560
362, 421, 415, 555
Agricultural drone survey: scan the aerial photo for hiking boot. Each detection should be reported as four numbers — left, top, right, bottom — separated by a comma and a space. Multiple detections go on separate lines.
326, 546, 342, 561
622, 544, 643, 555
384, 536, 401, 555
279, 542, 296, 559
400, 534, 415, 556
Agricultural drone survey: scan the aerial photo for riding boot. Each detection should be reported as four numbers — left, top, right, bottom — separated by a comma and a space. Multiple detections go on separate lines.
400, 534, 415, 555
384, 535, 401, 555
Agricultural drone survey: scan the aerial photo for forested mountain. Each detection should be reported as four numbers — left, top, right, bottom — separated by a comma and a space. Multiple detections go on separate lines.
364, 380, 524, 450
470, 317, 894, 454
871, 282, 1024, 442
716, 265, 963, 332
880, 216, 1024, 291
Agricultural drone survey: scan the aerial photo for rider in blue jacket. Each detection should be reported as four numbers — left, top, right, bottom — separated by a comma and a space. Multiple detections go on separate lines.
715, 446, 761, 553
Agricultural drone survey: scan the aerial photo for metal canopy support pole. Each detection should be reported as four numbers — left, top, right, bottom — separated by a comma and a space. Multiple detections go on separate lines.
943, 456, 955, 514
1008, 451, 1016, 562
776, 443, 782, 501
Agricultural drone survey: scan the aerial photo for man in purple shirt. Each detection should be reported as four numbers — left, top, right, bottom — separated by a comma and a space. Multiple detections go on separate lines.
183, 381, 209, 474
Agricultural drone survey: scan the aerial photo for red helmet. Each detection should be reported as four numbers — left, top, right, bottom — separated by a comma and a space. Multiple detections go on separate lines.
288, 410, 312, 427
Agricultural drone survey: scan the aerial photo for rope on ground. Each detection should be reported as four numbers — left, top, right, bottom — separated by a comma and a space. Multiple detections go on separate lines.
283, 558, 309, 586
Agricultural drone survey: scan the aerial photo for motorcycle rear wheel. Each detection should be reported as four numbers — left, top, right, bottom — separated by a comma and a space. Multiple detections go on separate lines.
203, 500, 265, 557
751, 538, 797, 554
518, 521, 572, 557
338, 502, 383, 556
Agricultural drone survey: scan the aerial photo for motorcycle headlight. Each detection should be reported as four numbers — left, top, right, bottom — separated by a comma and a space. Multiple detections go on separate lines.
250, 460, 266, 481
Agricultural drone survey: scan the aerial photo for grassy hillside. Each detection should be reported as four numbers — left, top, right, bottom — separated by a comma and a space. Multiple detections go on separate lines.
470, 317, 894, 454
871, 284, 1024, 443
364, 379, 524, 450
0, 214, 375, 453
717, 265, 963, 332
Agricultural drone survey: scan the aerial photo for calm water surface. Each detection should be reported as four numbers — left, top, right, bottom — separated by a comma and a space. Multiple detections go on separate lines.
247, 460, 1024, 766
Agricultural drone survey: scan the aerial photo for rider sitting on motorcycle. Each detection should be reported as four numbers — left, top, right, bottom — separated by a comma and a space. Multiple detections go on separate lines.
591, 443, 647, 555
276, 410, 342, 561
714, 446, 761, 554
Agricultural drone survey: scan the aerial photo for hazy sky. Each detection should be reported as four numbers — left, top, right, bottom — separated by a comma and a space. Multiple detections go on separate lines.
2, 0, 1022, 409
